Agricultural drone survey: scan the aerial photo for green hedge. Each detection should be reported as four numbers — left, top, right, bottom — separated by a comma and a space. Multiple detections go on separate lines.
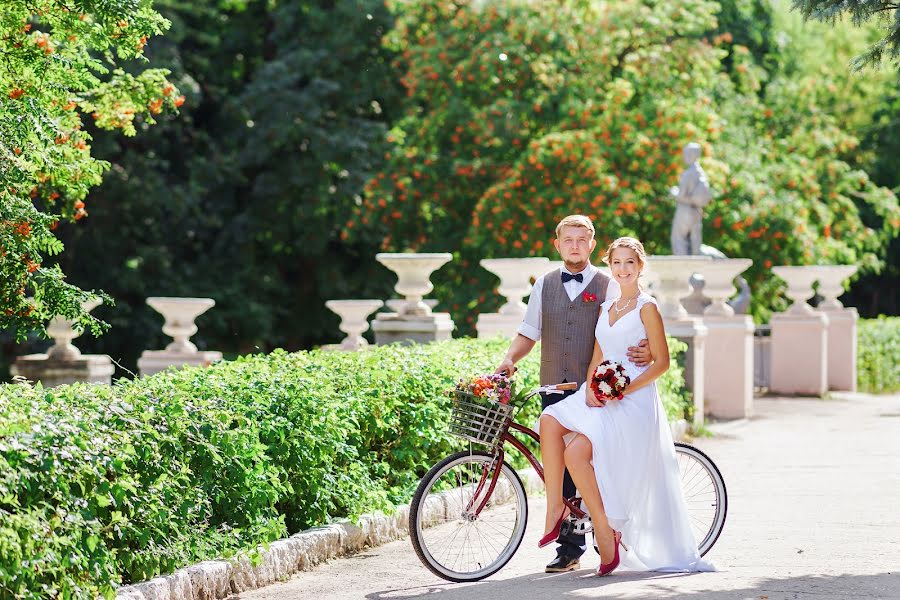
857, 316, 900, 393
0, 337, 688, 597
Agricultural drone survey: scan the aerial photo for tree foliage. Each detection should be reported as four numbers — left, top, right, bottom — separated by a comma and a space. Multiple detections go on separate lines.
31, 0, 402, 372
791, 0, 900, 71
352, 0, 898, 329
0, 0, 180, 340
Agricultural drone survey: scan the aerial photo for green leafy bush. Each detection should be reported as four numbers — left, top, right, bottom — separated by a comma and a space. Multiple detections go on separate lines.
0, 336, 687, 596
857, 317, 900, 393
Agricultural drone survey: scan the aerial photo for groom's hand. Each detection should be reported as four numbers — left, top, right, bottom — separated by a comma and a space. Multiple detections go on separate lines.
495, 358, 517, 376
627, 339, 652, 367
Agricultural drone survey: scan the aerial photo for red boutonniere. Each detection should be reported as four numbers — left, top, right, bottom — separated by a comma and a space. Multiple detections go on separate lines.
582, 292, 597, 303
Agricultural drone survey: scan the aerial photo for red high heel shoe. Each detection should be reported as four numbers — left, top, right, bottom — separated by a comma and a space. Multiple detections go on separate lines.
538, 506, 570, 548
596, 530, 628, 576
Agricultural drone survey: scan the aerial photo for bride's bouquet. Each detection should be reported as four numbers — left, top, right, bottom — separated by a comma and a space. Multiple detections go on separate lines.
590, 360, 631, 402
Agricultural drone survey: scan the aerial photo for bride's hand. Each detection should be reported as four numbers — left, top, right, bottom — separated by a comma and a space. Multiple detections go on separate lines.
586, 391, 607, 408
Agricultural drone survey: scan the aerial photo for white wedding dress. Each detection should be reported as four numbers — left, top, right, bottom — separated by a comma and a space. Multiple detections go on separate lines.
542, 292, 715, 572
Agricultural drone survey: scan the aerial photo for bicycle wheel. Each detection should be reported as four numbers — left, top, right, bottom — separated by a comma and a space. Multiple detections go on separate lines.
409, 450, 528, 582
675, 442, 727, 556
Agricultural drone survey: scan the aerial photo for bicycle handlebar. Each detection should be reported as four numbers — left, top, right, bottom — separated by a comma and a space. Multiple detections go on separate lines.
521, 381, 579, 401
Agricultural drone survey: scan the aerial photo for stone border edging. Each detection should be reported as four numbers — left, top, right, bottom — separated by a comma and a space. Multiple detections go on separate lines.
116, 468, 544, 599
117, 422, 688, 599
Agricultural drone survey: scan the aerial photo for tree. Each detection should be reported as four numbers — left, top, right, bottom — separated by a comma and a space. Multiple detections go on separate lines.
791, 0, 900, 71
353, 0, 898, 329
0, 0, 180, 340
40, 0, 401, 373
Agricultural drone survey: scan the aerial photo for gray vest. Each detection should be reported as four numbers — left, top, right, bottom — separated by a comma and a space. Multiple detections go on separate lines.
540, 269, 611, 385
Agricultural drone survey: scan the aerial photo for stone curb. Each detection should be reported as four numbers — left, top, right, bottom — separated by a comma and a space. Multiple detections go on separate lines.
117, 468, 544, 600
117, 424, 688, 600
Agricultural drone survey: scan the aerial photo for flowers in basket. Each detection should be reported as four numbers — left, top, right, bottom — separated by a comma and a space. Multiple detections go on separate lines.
589, 360, 631, 402
452, 373, 514, 405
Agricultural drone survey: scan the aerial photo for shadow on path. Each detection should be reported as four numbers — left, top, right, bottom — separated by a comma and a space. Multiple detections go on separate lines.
366, 571, 899, 600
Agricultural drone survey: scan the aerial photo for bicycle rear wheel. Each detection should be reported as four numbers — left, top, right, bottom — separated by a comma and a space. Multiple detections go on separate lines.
675, 442, 727, 556
409, 450, 528, 582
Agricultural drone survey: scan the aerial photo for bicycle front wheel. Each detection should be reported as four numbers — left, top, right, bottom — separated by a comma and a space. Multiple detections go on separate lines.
409, 450, 528, 582
675, 442, 727, 556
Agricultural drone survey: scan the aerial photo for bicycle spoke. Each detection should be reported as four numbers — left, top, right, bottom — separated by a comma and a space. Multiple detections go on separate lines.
411, 453, 528, 581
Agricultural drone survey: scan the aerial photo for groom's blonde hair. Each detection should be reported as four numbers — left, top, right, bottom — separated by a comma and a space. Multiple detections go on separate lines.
555, 215, 595, 238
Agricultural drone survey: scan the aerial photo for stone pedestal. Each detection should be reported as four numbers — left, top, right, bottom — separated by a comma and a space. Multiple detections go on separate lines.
476, 257, 549, 339
10, 298, 114, 387
647, 256, 713, 429
324, 299, 383, 351
138, 297, 222, 376
769, 265, 831, 396
703, 315, 755, 418
665, 317, 708, 429
373, 253, 455, 345
11, 354, 114, 388
769, 311, 829, 395
372, 313, 455, 345
475, 313, 520, 339
822, 307, 858, 392
815, 264, 859, 392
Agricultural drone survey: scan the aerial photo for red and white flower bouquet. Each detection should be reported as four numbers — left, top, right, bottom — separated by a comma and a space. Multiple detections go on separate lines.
589, 359, 631, 402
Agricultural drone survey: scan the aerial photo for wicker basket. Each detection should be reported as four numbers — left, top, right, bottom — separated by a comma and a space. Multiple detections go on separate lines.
449, 390, 515, 448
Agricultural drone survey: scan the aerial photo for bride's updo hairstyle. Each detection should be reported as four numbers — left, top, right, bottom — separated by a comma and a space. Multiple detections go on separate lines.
601, 236, 647, 273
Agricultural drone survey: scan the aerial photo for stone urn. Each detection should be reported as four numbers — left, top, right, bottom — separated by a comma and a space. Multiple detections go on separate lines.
146, 297, 216, 353
771, 266, 822, 314
46, 298, 103, 360
694, 258, 753, 317
815, 265, 859, 310
325, 299, 384, 350
376, 253, 452, 317
480, 257, 550, 315
645, 256, 713, 319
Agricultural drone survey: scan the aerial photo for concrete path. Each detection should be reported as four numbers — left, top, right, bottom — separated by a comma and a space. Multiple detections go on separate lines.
238, 393, 900, 600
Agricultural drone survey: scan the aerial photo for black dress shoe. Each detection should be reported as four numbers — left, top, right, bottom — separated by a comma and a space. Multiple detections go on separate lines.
545, 554, 580, 573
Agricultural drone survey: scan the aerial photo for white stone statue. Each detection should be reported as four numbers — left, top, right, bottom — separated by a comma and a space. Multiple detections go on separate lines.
670, 142, 712, 256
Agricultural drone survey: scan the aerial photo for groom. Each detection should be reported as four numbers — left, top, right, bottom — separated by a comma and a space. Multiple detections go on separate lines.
496, 214, 652, 572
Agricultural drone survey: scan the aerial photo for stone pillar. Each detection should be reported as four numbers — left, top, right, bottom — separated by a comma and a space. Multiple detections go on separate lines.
324, 300, 384, 351
693, 259, 755, 419
646, 255, 712, 428
816, 265, 859, 391
11, 299, 114, 387
371, 253, 455, 345
769, 267, 829, 396
476, 257, 549, 338
138, 297, 222, 376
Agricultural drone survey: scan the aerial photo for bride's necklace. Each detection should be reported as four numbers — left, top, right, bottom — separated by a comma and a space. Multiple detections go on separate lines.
613, 293, 640, 314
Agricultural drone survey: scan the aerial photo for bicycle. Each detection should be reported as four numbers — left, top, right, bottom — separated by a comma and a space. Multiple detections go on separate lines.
409, 381, 728, 582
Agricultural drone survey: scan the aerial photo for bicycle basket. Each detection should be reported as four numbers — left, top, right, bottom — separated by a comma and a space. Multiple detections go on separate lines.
449, 390, 515, 448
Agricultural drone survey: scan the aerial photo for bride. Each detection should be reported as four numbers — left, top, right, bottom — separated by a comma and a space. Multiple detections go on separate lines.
538, 236, 714, 575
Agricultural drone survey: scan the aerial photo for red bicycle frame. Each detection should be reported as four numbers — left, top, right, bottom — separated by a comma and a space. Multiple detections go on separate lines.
463, 421, 588, 520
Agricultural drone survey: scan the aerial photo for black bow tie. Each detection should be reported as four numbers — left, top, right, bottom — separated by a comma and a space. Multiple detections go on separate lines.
561, 272, 584, 283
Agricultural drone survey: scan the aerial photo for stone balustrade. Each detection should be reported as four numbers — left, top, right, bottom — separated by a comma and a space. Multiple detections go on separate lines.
8, 256, 860, 408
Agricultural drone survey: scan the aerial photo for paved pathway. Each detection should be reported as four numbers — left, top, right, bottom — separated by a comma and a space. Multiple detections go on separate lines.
239, 393, 900, 600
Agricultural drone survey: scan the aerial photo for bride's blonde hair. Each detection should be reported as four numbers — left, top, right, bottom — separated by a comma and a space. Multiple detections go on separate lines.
601, 237, 647, 272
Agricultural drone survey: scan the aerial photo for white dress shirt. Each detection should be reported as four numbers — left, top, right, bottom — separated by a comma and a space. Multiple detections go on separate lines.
517, 264, 620, 342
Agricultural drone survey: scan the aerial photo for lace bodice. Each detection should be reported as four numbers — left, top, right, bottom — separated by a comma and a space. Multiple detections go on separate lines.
594, 292, 658, 379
